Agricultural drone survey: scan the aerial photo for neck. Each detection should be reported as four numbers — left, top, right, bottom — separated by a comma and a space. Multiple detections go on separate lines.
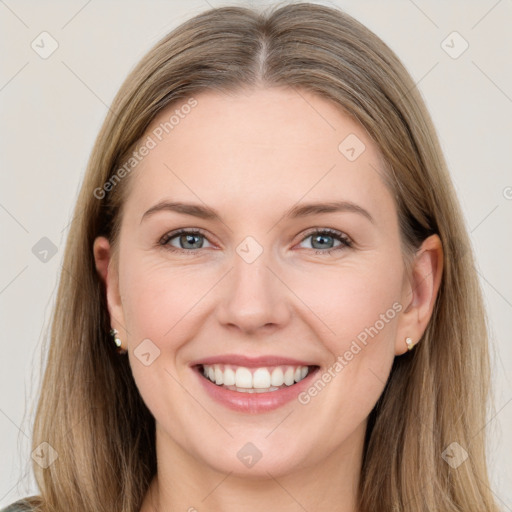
140, 421, 366, 512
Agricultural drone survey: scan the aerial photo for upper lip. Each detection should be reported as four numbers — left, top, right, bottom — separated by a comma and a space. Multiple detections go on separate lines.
190, 354, 317, 368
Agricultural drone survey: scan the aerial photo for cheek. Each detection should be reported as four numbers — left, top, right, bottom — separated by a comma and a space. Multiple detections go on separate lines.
118, 255, 205, 417
288, 257, 404, 358
119, 252, 210, 342
289, 259, 404, 438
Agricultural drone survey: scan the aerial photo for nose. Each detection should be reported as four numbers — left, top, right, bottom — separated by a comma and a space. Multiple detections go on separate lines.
215, 248, 291, 335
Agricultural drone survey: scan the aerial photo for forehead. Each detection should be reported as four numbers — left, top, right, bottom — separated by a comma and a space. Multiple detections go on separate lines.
126, 87, 394, 224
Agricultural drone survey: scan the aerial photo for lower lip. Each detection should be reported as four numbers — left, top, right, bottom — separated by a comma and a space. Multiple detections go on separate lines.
194, 365, 319, 414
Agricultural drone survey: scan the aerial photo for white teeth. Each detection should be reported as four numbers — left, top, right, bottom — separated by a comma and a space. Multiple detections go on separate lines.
214, 366, 223, 385
235, 367, 252, 388
271, 367, 284, 386
253, 368, 271, 389
284, 367, 295, 386
223, 367, 236, 386
201, 363, 311, 391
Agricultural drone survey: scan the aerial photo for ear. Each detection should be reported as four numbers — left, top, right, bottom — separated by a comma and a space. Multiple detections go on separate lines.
93, 236, 127, 350
395, 234, 444, 355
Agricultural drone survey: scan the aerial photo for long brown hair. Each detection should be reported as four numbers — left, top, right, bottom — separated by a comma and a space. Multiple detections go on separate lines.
19, 3, 499, 511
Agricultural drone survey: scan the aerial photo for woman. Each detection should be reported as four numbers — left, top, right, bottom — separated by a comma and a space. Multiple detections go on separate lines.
2, 2, 501, 511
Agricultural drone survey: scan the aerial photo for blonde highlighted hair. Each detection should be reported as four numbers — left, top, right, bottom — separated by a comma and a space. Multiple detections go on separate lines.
18, 3, 499, 511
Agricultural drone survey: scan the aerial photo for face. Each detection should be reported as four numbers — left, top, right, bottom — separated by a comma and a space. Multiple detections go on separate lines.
98, 87, 423, 479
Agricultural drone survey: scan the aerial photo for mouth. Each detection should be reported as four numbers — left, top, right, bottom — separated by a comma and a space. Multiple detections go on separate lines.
192, 360, 320, 413
196, 363, 318, 393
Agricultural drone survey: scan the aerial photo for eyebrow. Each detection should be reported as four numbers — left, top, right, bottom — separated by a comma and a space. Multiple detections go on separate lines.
140, 200, 374, 224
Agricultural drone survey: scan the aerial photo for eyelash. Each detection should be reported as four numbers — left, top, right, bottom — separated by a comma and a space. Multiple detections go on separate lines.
158, 227, 353, 256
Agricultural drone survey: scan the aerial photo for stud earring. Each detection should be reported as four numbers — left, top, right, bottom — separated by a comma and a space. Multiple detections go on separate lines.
406, 337, 414, 351
110, 328, 127, 354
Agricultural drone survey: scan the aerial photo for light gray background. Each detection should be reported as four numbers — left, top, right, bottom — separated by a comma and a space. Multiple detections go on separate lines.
1, 0, 511, 508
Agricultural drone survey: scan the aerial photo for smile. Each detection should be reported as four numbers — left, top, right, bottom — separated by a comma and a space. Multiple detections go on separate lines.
200, 364, 311, 393
191, 355, 320, 413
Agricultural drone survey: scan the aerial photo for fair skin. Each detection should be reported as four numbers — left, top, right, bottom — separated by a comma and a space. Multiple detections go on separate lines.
93, 87, 442, 512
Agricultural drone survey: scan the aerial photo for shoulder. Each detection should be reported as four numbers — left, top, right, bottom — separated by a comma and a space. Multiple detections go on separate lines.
0, 499, 35, 512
